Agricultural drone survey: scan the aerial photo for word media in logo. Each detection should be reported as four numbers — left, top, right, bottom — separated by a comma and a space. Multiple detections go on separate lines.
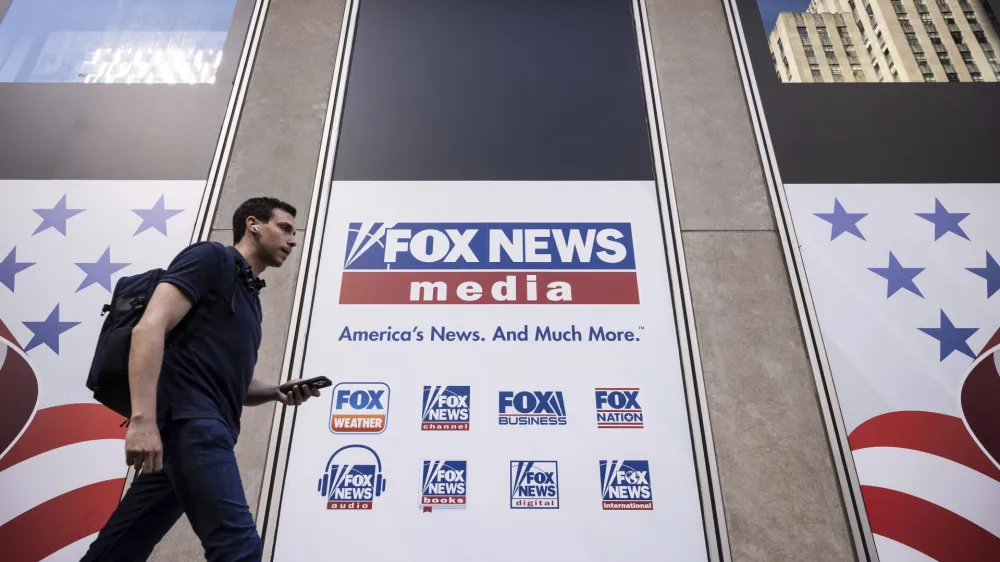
329, 382, 390, 434
422, 386, 470, 431
317, 445, 387, 510
339, 222, 639, 305
421, 460, 467, 512
600, 460, 653, 510
510, 461, 559, 509
595, 388, 643, 429
499, 391, 567, 426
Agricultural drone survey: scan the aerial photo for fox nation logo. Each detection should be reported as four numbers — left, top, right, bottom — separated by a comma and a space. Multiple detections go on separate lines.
599, 460, 653, 510
317, 445, 387, 510
329, 382, 390, 434
420, 460, 467, 512
498, 390, 567, 426
595, 388, 643, 429
339, 222, 638, 305
510, 461, 559, 509
421, 385, 470, 431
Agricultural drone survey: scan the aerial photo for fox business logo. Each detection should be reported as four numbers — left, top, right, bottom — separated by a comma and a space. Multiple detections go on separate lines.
317, 445, 387, 510
595, 388, 643, 429
421, 385, 470, 431
339, 222, 639, 305
421, 460, 467, 512
329, 382, 390, 434
498, 390, 567, 426
599, 460, 653, 510
510, 461, 559, 509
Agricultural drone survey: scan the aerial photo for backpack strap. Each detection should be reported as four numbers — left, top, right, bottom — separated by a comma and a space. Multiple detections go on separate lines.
169, 242, 240, 344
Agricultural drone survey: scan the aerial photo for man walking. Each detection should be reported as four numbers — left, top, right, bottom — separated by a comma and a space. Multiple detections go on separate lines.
82, 197, 316, 561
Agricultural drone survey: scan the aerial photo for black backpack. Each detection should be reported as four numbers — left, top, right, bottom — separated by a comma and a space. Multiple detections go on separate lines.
86, 241, 238, 419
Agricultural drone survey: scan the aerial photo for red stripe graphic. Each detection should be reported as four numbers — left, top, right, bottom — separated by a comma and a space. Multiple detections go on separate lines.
0, 404, 126, 472
849, 411, 1000, 483
0, 347, 38, 457
862, 485, 1000, 562
962, 327, 1000, 469
0, 478, 125, 562
0, 319, 21, 351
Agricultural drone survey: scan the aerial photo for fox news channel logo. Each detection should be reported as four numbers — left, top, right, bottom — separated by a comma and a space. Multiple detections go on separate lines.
595, 388, 643, 429
421, 460, 467, 512
599, 460, 653, 510
329, 382, 390, 434
510, 461, 559, 509
317, 445, 387, 510
339, 222, 639, 305
498, 390, 567, 426
421, 385, 470, 431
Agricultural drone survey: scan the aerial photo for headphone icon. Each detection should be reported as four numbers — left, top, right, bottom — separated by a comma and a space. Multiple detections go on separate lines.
317, 444, 386, 498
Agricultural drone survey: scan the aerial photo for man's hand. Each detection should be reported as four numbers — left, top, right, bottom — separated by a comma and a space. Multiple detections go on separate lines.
125, 417, 163, 473
277, 379, 321, 406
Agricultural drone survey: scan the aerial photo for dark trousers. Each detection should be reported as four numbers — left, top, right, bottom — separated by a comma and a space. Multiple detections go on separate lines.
81, 418, 261, 562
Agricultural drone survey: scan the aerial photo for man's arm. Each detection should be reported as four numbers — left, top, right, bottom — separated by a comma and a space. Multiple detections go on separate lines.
245, 377, 320, 407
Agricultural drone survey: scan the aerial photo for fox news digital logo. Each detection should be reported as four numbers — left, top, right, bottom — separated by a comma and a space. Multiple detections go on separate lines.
595, 388, 643, 429
599, 460, 653, 510
339, 222, 638, 305
510, 461, 559, 509
421, 386, 470, 431
317, 445, 386, 510
329, 382, 390, 434
498, 391, 567, 426
421, 460, 467, 512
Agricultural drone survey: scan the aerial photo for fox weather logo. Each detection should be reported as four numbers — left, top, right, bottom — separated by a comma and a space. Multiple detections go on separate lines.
420, 460, 467, 512
498, 391, 567, 426
317, 445, 387, 510
421, 385, 470, 431
510, 461, 559, 509
595, 388, 643, 429
329, 382, 390, 434
599, 460, 653, 510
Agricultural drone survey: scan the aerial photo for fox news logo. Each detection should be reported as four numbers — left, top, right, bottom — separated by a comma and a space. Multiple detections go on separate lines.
510, 461, 559, 509
498, 391, 567, 426
330, 382, 390, 434
595, 388, 643, 429
339, 222, 638, 305
421, 460, 467, 512
600, 460, 653, 510
317, 446, 386, 510
422, 386, 470, 431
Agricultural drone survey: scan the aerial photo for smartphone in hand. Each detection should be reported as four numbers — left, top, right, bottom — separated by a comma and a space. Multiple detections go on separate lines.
278, 376, 332, 394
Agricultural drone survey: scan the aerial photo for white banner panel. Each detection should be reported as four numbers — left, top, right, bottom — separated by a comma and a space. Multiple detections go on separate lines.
271, 180, 709, 561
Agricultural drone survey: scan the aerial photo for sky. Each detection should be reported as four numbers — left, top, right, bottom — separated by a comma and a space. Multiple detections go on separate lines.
757, 0, 813, 34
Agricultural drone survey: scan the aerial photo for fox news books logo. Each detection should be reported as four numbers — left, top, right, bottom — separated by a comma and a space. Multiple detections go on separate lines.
498, 391, 567, 426
421, 460, 467, 512
510, 461, 560, 509
600, 460, 653, 510
329, 382, 390, 434
317, 445, 386, 510
422, 385, 470, 431
339, 222, 638, 305
595, 388, 643, 429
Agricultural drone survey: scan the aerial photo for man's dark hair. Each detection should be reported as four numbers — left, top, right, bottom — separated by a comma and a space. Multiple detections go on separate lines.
232, 197, 297, 243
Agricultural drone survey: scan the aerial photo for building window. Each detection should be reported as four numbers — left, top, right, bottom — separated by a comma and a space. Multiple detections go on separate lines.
952, 31, 963, 43
923, 72, 937, 81
831, 65, 844, 82
971, 71, 984, 81
962, 50, 975, 63
946, 72, 960, 81
798, 26, 810, 39
812, 69, 824, 81
906, 32, 919, 44
929, 31, 942, 44
974, 30, 987, 43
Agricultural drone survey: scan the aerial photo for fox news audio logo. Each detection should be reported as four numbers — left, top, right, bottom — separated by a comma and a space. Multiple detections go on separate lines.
600, 460, 653, 510
510, 461, 560, 509
498, 391, 567, 426
421, 385, 470, 431
329, 382, 390, 434
339, 222, 638, 304
421, 460, 467, 512
595, 388, 643, 429
317, 445, 386, 510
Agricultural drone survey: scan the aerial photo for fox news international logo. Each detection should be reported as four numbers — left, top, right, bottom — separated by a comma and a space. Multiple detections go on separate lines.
329, 382, 390, 434
422, 385, 470, 431
600, 460, 653, 510
339, 222, 638, 304
510, 461, 559, 509
498, 390, 567, 426
595, 388, 643, 429
317, 445, 386, 510
421, 460, 467, 512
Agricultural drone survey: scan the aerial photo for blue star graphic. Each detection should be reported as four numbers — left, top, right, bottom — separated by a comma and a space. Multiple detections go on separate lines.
0, 247, 34, 292
133, 195, 183, 236
918, 310, 978, 361
968, 251, 1000, 298
915, 198, 970, 241
33, 194, 85, 236
814, 198, 867, 241
23, 304, 81, 354
76, 247, 130, 293
868, 252, 924, 298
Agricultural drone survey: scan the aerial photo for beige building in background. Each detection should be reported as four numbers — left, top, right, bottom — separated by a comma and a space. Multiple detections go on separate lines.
770, 0, 1000, 82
